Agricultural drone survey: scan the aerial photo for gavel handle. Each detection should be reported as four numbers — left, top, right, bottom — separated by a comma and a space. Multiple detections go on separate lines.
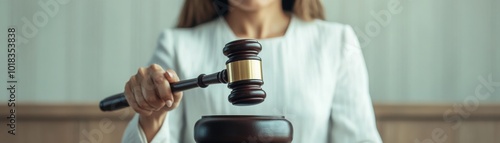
99, 70, 228, 111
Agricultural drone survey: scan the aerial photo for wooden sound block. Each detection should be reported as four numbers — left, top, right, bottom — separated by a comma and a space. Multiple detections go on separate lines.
194, 115, 293, 143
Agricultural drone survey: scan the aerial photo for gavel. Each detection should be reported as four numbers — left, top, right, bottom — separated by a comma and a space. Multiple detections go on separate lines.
99, 39, 266, 111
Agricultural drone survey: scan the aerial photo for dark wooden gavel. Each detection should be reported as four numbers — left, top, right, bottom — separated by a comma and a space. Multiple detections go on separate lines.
99, 39, 266, 111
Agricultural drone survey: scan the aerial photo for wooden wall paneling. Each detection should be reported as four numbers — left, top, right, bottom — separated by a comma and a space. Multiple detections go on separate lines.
496, 122, 500, 142
0, 120, 78, 143
381, 121, 456, 143
74, 106, 135, 143
1, 121, 15, 142
379, 120, 400, 143
456, 121, 497, 143
78, 119, 130, 143
21, 120, 78, 143
376, 120, 385, 142
374, 104, 500, 143
0, 104, 134, 143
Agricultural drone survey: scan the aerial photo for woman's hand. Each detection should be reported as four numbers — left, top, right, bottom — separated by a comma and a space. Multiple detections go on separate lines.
124, 64, 183, 141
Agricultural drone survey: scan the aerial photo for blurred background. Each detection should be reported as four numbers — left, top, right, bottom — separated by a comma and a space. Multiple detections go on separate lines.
0, 0, 498, 142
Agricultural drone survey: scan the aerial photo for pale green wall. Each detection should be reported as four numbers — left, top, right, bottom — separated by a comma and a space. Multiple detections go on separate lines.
0, 0, 499, 103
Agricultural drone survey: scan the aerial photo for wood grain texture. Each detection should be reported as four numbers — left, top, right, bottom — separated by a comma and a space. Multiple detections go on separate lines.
496, 123, 500, 142
0, 104, 499, 143
375, 104, 500, 143
382, 121, 457, 143
0, 104, 134, 143
456, 122, 496, 143
78, 120, 130, 143
1, 121, 77, 143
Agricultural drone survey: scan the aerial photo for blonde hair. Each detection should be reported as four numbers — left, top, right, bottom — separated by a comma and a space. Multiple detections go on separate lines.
176, 0, 325, 28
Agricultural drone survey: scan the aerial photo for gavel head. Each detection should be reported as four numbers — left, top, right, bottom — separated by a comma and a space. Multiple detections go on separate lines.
223, 39, 266, 106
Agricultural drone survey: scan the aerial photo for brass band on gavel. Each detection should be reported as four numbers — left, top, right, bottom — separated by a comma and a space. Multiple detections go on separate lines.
226, 60, 263, 83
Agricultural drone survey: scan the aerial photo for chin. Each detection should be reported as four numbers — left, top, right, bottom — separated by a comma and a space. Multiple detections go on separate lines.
228, 0, 279, 11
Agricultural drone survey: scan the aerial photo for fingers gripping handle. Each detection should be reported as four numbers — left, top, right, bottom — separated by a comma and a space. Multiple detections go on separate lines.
99, 70, 227, 111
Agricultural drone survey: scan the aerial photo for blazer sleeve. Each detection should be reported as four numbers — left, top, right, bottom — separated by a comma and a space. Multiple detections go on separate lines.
121, 29, 186, 143
328, 25, 383, 143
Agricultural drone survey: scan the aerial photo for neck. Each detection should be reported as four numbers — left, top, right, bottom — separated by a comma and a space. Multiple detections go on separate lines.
225, 2, 291, 39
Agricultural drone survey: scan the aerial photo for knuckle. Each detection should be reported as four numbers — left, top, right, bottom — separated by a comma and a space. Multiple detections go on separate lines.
169, 70, 178, 76
149, 64, 160, 70
168, 70, 180, 81
129, 76, 136, 83
136, 68, 143, 74
137, 68, 146, 76
166, 69, 174, 73
165, 69, 173, 75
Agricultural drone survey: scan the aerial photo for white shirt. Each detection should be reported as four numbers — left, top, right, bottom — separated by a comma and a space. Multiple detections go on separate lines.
122, 15, 382, 143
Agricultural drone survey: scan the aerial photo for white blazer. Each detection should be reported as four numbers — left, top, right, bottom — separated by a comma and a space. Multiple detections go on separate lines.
122, 15, 382, 143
